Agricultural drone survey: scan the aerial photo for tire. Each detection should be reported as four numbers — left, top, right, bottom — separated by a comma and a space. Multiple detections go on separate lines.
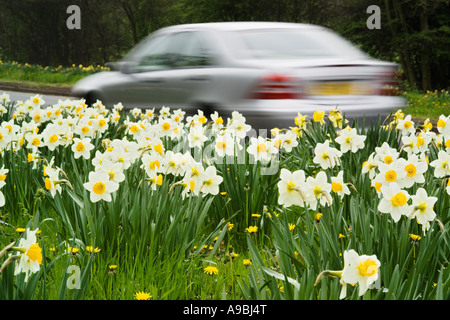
84, 92, 101, 107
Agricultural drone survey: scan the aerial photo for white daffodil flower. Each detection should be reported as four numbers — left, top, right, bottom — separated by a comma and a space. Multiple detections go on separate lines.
277, 168, 307, 208
83, 170, 119, 203
331, 171, 351, 200
12, 228, 42, 282
378, 182, 410, 222
313, 140, 342, 170
410, 187, 438, 233
71, 137, 94, 160
341, 249, 381, 297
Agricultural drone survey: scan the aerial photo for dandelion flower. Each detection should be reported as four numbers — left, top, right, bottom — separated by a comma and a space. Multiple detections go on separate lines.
134, 291, 152, 300
245, 226, 258, 234
203, 266, 219, 275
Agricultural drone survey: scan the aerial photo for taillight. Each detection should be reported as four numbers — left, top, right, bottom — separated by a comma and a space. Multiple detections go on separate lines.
376, 69, 402, 96
249, 74, 302, 99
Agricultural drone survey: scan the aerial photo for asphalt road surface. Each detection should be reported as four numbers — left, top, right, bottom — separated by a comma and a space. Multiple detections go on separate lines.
2, 90, 76, 106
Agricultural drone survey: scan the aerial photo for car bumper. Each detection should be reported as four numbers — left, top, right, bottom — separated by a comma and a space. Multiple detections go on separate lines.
220, 95, 406, 130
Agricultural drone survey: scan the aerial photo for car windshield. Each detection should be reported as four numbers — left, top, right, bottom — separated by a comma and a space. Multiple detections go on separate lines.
230, 28, 366, 60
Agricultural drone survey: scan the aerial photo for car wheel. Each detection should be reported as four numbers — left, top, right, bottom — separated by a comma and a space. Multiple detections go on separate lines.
84, 92, 102, 108
197, 103, 215, 118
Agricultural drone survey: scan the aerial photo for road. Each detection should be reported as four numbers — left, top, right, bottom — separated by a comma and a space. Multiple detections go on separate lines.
1, 90, 76, 107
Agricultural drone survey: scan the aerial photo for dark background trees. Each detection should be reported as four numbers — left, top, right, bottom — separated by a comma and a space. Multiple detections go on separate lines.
0, 0, 448, 91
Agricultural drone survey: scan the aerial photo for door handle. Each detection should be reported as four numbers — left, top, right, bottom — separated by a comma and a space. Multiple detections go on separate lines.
141, 78, 164, 84
183, 76, 210, 82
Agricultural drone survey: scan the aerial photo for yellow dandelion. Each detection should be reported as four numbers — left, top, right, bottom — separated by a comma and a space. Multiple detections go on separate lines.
134, 291, 152, 300
409, 234, 421, 242
315, 212, 323, 223
245, 226, 258, 234
203, 266, 219, 275
86, 246, 101, 253
243, 259, 252, 267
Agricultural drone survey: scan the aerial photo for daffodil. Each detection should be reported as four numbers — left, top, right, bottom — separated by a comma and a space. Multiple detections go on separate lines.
210, 111, 224, 131
71, 137, 94, 159
188, 125, 208, 149
226, 114, 251, 140
341, 249, 381, 298
313, 140, 342, 170
335, 127, 366, 153
396, 114, 415, 136
331, 171, 351, 200
429, 150, 450, 178
378, 182, 410, 222
213, 132, 239, 158
361, 153, 379, 179
304, 171, 332, 210
12, 228, 43, 282
43, 166, 63, 197
247, 136, 278, 163
374, 142, 399, 165
278, 130, 298, 152
397, 154, 427, 188
200, 166, 223, 196
376, 160, 406, 187
410, 187, 437, 233
312, 110, 326, 125
83, 170, 119, 202
436, 115, 450, 136
0, 126, 12, 150
277, 168, 307, 207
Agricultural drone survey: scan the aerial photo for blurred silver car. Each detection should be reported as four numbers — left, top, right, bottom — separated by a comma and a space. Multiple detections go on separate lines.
71, 22, 404, 129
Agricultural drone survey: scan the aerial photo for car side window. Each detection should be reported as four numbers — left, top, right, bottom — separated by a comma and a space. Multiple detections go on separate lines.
168, 32, 214, 68
130, 31, 214, 72
130, 34, 174, 72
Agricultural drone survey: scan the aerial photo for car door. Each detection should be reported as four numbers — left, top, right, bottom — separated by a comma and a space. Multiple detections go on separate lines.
157, 31, 219, 111
103, 32, 175, 108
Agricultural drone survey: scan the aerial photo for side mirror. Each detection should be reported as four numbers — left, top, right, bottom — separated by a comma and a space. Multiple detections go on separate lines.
119, 61, 137, 74
105, 61, 137, 73
105, 61, 119, 71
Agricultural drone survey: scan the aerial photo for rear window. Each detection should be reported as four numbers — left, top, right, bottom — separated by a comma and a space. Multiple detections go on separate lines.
229, 28, 366, 60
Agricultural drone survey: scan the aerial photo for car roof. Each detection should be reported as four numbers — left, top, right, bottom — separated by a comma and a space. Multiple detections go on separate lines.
159, 21, 324, 32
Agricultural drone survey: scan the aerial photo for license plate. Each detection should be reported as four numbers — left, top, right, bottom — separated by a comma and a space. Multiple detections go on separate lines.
306, 82, 371, 95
